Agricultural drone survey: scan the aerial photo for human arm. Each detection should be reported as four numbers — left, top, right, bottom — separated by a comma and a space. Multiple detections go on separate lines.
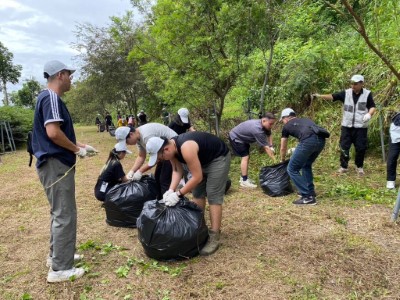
313, 93, 334, 101
46, 122, 81, 153
280, 137, 288, 162
263, 146, 275, 159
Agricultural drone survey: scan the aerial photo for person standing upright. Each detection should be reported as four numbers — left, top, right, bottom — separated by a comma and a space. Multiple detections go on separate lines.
313, 74, 376, 175
32, 60, 98, 282
228, 113, 276, 188
137, 110, 148, 126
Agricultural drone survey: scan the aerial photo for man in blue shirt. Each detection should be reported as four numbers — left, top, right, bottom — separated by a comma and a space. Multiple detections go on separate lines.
32, 60, 97, 283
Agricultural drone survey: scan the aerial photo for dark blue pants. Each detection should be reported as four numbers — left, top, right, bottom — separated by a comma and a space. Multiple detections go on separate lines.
387, 141, 400, 181
287, 135, 325, 197
339, 126, 368, 168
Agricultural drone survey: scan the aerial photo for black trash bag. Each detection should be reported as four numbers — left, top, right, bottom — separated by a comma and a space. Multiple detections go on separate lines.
137, 198, 209, 261
109, 125, 116, 137
104, 176, 158, 228
225, 178, 231, 195
259, 160, 294, 197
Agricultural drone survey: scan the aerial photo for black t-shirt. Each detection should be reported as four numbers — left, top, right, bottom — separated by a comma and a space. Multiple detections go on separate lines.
281, 118, 316, 141
94, 159, 125, 201
168, 120, 191, 135
105, 115, 112, 125
332, 89, 375, 109
173, 131, 229, 166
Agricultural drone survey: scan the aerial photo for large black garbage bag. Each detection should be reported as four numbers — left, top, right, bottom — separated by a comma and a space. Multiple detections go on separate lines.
137, 198, 209, 261
108, 125, 116, 137
104, 176, 158, 228
259, 160, 294, 197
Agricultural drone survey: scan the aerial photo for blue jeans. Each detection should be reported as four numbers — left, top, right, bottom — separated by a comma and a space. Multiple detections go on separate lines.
287, 135, 325, 197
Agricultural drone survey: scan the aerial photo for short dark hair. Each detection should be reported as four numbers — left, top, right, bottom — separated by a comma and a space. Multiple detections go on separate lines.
262, 112, 276, 120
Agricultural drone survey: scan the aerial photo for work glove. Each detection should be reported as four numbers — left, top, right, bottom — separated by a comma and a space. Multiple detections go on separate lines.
163, 189, 174, 200
74, 147, 87, 158
269, 146, 275, 153
164, 192, 180, 207
311, 93, 320, 99
127, 170, 134, 180
132, 170, 142, 181
363, 113, 371, 122
84, 144, 99, 156
288, 147, 296, 155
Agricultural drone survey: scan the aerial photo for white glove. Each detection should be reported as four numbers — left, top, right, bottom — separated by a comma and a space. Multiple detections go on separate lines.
84, 144, 99, 153
127, 170, 134, 180
74, 147, 87, 158
163, 189, 174, 200
164, 192, 180, 207
269, 146, 275, 153
363, 113, 371, 122
132, 170, 142, 181
288, 147, 296, 155
312, 93, 320, 98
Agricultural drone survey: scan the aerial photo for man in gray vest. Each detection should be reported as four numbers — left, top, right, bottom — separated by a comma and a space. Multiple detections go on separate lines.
313, 74, 376, 175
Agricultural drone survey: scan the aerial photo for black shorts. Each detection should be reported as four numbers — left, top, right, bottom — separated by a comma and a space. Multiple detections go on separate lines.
228, 137, 250, 157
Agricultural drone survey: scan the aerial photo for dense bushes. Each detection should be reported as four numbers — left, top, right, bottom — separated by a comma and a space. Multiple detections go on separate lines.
0, 106, 34, 150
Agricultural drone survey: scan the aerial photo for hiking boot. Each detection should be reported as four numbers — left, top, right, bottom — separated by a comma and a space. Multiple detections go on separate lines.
337, 167, 348, 174
387, 181, 395, 189
239, 178, 257, 188
46, 254, 83, 268
200, 230, 220, 256
292, 196, 316, 206
47, 267, 85, 283
356, 167, 365, 176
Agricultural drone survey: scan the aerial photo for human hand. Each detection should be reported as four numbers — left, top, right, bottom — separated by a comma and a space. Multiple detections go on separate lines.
85, 144, 99, 153
311, 93, 320, 99
163, 189, 174, 200
164, 192, 180, 207
127, 170, 134, 180
132, 170, 142, 181
74, 147, 87, 158
363, 113, 371, 122
269, 146, 275, 153
288, 147, 296, 155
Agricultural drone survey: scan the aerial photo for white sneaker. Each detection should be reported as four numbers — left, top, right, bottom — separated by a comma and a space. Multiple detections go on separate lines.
47, 267, 85, 283
337, 167, 348, 173
46, 254, 83, 268
239, 178, 257, 188
356, 167, 365, 176
387, 181, 395, 189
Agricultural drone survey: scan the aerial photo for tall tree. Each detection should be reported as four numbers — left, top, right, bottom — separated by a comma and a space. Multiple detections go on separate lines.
0, 42, 22, 106
130, 0, 256, 134
9, 78, 41, 109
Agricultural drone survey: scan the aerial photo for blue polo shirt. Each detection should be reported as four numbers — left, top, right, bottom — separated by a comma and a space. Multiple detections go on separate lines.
32, 89, 77, 168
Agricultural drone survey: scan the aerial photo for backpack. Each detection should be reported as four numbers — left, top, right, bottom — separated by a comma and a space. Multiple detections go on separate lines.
27, 131, 34, 167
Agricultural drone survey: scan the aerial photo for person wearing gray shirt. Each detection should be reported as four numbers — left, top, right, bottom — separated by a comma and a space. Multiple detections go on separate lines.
114, 124, 177, 198
229, 113, 276, 188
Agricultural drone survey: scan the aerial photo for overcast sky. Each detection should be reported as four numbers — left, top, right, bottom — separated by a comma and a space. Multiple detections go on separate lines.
0, 0, 136, 104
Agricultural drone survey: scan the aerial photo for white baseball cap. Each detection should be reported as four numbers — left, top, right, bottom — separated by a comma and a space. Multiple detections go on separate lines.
178, 108, 189, 124
115, 126, 131, 141
351, 74, 364, 82
280, 108, 295, 121
114, 141, 132, 154
44, 60, 75, 77
146, 137, 165, 167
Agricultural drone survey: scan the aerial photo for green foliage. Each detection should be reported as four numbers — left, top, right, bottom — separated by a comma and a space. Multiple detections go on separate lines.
0, 41, 22, 106
0, 106, 34, 149
9, 78, 42, 109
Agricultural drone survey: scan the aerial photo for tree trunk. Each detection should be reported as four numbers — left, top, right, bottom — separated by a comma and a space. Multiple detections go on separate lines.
2, 80, 9, 106
259, 43, 274, 115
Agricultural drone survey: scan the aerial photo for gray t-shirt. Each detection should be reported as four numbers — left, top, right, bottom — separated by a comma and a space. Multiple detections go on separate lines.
229, 119, 271, 147
137, 123, 177, 152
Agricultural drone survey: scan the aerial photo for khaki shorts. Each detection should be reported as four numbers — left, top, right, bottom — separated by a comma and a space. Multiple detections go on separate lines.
192, 153, 231, 205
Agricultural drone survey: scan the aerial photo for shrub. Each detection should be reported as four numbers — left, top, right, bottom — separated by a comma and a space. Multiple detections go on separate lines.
0, 106, 34, 150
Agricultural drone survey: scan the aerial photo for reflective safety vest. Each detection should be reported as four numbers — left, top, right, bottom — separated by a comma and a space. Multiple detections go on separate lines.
390, 113, 400, 143
341, 88, 370, 128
